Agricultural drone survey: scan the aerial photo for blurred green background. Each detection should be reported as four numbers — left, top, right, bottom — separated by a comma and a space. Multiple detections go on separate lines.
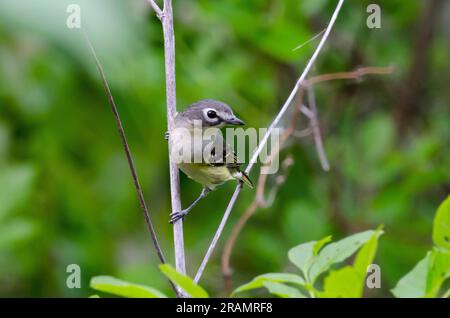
0, 0, 449, 297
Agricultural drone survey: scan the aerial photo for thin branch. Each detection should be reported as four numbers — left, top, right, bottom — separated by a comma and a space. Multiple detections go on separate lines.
300, 104, 315, 119
292, 28, 326, 51
193, 183, 243, 283
292, 128, 313, 138
304, 66, 394, 87
246, 0, 344, 174
194, 0, 345, 284
307, 87, 330, 171
221, 95, 303, 295
146, 0, 163, 20
82, 31, 178, 294
156, 0, 188, 298
221, 157, 293, 295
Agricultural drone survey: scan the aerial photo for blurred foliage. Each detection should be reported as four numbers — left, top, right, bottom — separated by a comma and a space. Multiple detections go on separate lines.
0, 0, 449, 297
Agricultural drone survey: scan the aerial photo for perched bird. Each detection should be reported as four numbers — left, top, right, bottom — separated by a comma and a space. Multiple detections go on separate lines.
167, 99, 253, 223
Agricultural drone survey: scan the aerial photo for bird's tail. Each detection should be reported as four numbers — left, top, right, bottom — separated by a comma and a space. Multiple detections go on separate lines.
240, 171, 253, 189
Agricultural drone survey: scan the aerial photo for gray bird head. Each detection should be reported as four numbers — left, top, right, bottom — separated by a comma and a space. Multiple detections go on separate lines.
178, 99, 245, 128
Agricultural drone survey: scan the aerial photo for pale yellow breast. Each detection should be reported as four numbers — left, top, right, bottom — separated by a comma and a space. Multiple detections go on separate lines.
178, 163, 233, 190
170, 123, 235, 189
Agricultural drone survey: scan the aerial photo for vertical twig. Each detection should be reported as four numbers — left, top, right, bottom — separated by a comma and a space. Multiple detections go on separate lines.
145, 0, 185, 297
160, 0, 188, 297
306, 87, 330, 171
194, 0, 346, 283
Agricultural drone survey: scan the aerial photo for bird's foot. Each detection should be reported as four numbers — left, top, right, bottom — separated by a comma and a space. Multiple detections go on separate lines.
169, 210, 188, 224
164, 131, 170, 140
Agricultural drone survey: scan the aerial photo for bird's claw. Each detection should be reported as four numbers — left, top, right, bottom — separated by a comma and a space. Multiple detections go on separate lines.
169, 211, 187, 224
164, 131, 170, 140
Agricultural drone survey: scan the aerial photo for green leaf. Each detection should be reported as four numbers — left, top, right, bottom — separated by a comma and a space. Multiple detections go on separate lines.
392, 197, 450, 298
320, 266, 361, 298
233, 273, 305, 295
309, 230, 375, 283
391, 252, 431, 298
90, 276, 167, 298
354, 228, 383, 277
426, 248, 450, 297
262, 281, 305, 298
159, 264, 208, 298
288, 241, 315, 277
321, 229, 383, 298
433, 195, 450, 251
288, 236, 332, 281
313, 235, 333, 256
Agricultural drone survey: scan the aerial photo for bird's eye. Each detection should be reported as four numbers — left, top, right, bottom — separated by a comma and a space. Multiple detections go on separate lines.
207, 110, 217, 119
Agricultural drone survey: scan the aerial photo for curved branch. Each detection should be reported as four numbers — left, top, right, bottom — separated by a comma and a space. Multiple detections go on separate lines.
304, 66, 394, 87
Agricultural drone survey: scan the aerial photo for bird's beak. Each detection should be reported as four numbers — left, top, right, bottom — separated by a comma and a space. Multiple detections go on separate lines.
226, 116, 245, 126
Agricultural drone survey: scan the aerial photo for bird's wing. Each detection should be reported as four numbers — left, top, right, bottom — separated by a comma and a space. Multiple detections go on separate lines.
205, 133, 241, 168
203, 132, 254, 188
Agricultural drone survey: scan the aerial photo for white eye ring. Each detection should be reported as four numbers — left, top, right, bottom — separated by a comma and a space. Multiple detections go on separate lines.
203, 108, 219, 122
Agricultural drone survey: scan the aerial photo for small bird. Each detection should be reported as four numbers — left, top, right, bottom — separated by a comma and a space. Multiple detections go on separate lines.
167, 99, 253, 223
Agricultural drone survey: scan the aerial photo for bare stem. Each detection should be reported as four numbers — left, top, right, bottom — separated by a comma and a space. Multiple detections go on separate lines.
307, 87, 330, 171
159, 0, 188, 297
304, 66, 395, 86
144, 0, 186, 297
146, 0, 163, 19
